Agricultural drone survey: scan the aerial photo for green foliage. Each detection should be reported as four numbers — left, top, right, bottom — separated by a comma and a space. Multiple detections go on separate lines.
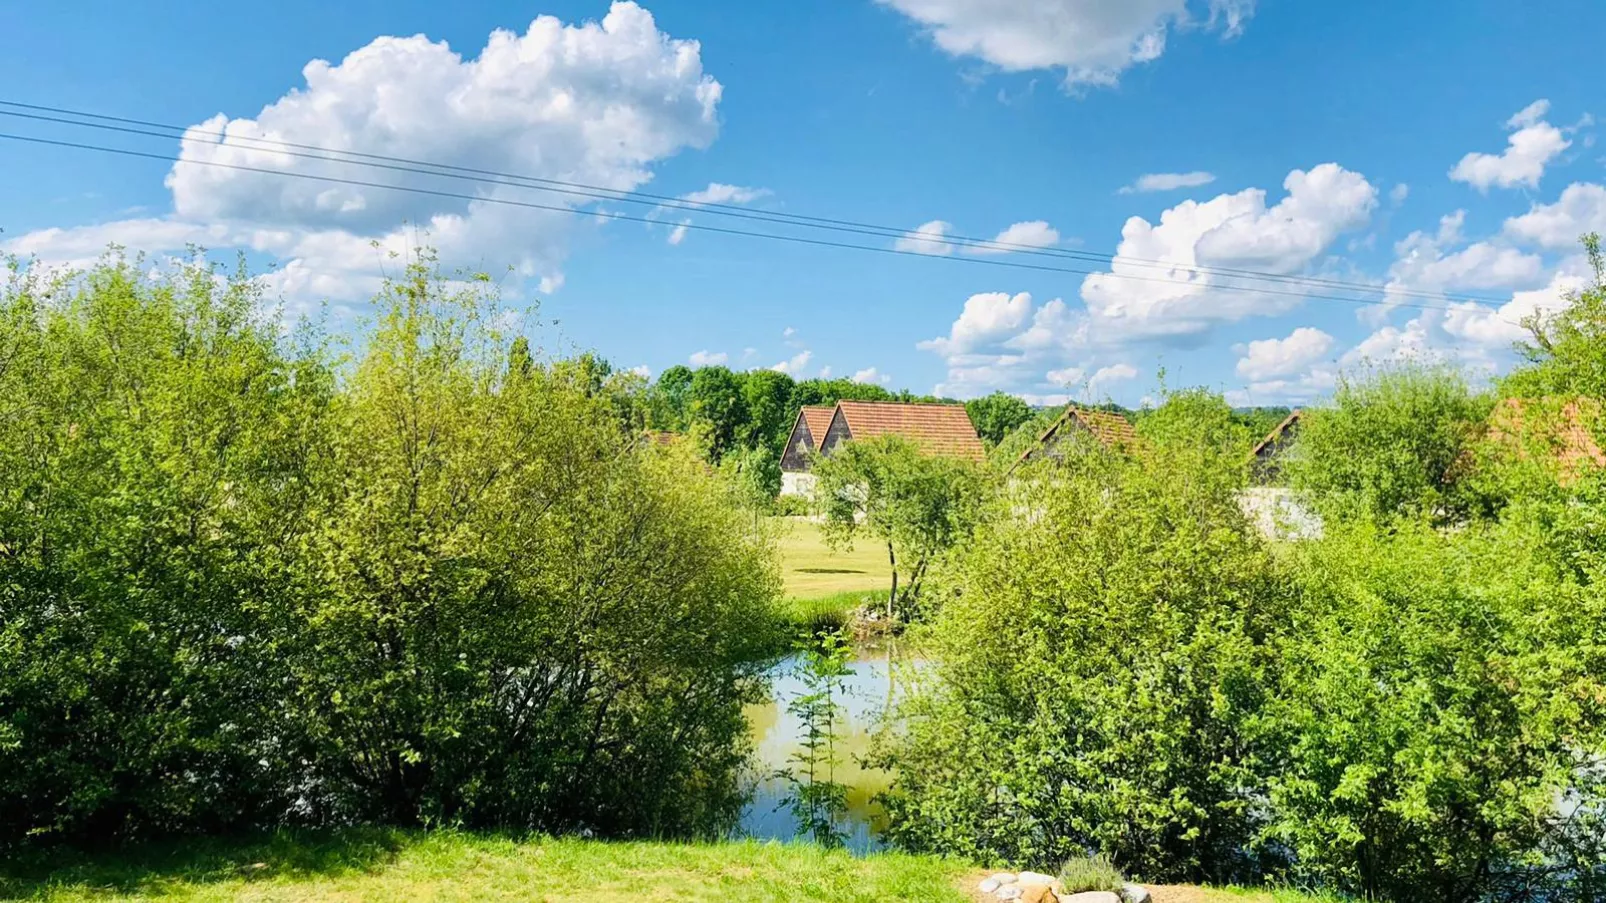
688, 366, 749, 460
778, 632, 854, 848
0, 253, 782, 846
880, 398, 1285, 881
809, 436, 983, 622
1507, 233, 1606, 398
1259, 511, 1606, 901
1057, 853, 1127, 894
740, 368, 797, 455
965, 392, 1034, 447
719, 443, 783, 513
1284, 364, 1491, 522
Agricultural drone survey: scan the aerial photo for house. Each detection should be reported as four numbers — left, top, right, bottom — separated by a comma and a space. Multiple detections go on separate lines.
779, 400, 985, 497
1013, 403, 1139, 472
819, 400, 986, 461
1248, 410, 1301, 486
1467, 397, 1606, 485
1240, 410, 1320, 541
779, 405, 837, 497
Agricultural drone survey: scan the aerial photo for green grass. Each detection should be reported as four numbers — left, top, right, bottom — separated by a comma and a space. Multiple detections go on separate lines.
769, 517, 891, 600
0, 831, 973, 902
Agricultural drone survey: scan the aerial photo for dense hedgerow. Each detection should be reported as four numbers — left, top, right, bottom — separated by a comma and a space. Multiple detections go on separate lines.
0, 254, 780, 845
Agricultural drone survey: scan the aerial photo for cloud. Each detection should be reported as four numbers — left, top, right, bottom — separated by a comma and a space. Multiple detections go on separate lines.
876, 0, 1254, 90
667, 221, 691, 245
969, 220, 1061, 254
6, 2, 722, 307
628, 364, 651, 378
1079, 163, 1378, 339
1449, 99, 1570, 192
1367, 209, 1547, 323
1441, 262, 1590, 347
852, 366, 893, 385
1087, 362, 1139, 394
689, 349, 728, 366
894, 219, 955, 255
916, 291, 1034, 356
1234, 327, 1334, 381
679, 183, 769, 205
1118, 171, 1216, 194
1389, 183, 1410, 206
1504, 182, 1606, 250
772, 350, 813, 375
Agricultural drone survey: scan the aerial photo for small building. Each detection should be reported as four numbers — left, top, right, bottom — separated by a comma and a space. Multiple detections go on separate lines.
1249, 410, 1302, 486
819, 400, 986, 461
1467, 396, 1606, 485
779, 405, 838, 497
1240, 410, 1320, 541
1013, 403, 1139, 472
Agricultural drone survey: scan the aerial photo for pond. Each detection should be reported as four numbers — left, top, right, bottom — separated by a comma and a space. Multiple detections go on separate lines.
739, 648, 924, 853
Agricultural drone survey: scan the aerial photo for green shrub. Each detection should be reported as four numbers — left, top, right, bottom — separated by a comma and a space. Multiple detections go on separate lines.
879, 393, 1287, 882
771, 493, 813, 517
1057, 853, 1127, 894
0, 253, 783, 845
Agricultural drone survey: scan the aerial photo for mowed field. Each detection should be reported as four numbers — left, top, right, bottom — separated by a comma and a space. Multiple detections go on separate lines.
769, 516, 892, 600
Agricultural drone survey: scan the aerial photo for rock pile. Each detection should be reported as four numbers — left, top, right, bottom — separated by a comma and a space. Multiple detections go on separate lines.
975, 872, 1151, 903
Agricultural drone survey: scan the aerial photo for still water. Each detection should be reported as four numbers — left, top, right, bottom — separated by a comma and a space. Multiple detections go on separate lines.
738, 649, 923, 853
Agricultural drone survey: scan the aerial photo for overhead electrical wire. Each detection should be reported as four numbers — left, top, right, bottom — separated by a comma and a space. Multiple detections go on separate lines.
0, 99, 1520, 319
0, 98, 1510, 307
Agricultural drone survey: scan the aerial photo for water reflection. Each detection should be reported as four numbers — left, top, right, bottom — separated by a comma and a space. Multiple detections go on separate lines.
740, 649, 922, 853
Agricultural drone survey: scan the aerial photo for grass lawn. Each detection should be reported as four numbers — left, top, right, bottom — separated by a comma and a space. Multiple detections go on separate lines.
770, 516, 890, 600
1, 832, 973, 902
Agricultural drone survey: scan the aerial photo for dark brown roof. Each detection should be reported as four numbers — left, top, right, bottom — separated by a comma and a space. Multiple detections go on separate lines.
1016, 404, 1139, 469
1249, 410, 1302, 459
799, 405, 835, 444
833, 400, 985, 461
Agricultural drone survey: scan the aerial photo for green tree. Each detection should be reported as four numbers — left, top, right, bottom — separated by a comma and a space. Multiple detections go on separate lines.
809, 436, 982, 621
1284, 364, 1491, 523
965, 392, 1034, 447
880, 396, 1285, 881
741, 368, 796, 454
688, 366, 748, 460
1507, 233, 1606, 398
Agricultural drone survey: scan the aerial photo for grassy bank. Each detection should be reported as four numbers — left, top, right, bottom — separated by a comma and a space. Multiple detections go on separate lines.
0, 832, 972, 902
769, 516, 890, 635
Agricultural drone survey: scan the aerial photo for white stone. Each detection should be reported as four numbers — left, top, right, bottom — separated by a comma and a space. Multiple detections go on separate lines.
1018, 871, 1056, 885
979, 878, 1002, 894
997, 885, 1024, 900
988, 873, 1018, 885
1122, 885, 1152, 903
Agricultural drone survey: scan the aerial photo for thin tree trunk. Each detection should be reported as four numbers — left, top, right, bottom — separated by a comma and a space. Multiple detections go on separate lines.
886, 541, 897, 621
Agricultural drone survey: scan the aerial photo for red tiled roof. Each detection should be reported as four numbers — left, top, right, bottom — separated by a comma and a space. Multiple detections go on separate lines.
1485, 397, 1606, 478
834, 400, 985, 461
799, 406, 835, 445
1029, 404, 1138, 456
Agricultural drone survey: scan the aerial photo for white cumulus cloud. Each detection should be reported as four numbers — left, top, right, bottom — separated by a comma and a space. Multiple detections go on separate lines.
7, 2, 723, 307
1504, 182, 1606, 250
1118, 171, 1216, 194
1449, 99, 1570, 192
916, 291, 1034, 356
679, 183, 769, 205
689, 349, 728, 367
894, 219, 955, 255
876, 0, 1254, 89
969, 220, 1061, 254
1234, 327, 1334, 381
852, 366, 893, 385
772, 350, 813, 375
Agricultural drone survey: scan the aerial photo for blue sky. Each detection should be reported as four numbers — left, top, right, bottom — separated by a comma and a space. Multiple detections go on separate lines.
4, 0, 1604, 406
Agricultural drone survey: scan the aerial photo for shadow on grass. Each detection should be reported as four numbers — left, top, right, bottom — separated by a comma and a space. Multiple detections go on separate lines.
0, 828, 413, 900
794, 567, 865, 575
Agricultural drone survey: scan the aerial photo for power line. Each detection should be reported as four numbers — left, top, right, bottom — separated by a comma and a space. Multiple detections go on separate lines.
0, 99, 1510, 307
0, 129, 1491, 318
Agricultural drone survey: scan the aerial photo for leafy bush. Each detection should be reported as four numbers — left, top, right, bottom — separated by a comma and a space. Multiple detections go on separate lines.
879, 395, 1287, 882
1260, 511, 1606, 902
1284, 364, 1491, 523
0, 254, 782, 845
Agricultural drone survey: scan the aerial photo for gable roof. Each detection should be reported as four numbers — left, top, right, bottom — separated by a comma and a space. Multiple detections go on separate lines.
1249, 410, 1302, 460
832, 400, 985, 461
799, 405, 835, 443
1015, 404, 1139, 470
1483, 397, 1606, 478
